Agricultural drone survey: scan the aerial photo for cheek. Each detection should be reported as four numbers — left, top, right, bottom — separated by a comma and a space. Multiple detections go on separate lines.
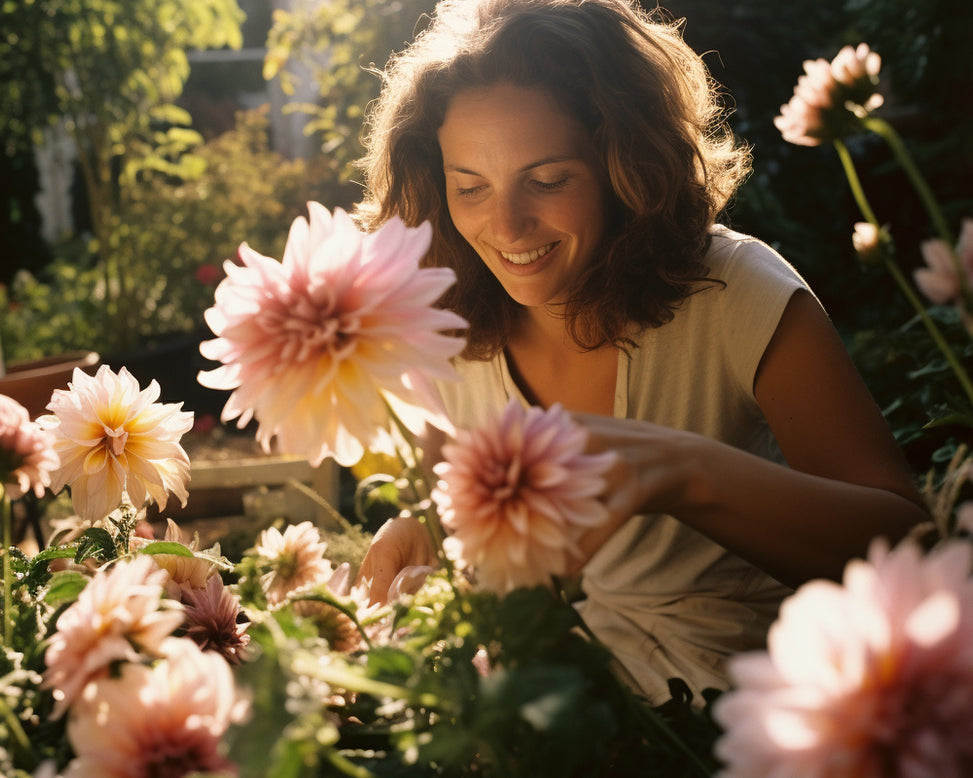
446, 203, 480, 247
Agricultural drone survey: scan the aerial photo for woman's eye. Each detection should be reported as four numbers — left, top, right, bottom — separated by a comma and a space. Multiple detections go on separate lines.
532, 177, 569, 192
456, 184, 486, 198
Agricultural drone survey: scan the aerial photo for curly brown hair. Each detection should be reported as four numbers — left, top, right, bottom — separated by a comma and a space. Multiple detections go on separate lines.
356, 0, 751, 359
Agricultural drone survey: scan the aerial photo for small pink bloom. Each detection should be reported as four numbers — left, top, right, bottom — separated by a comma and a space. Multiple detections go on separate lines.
0, 393, 58, 500
432, 399, 615, 593
255, 520, 335, 605
714, 537, 973, 778
37, 365, 193, 522
181, 574, 251, 664
198, 202, 468, 467
64, 637, 247, 778
915, 219, 973, 305
43, 555, 184, 717
775, 43, 883, 146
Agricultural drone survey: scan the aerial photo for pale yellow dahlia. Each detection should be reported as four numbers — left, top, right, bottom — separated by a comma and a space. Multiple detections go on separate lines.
38, 365, 193, 522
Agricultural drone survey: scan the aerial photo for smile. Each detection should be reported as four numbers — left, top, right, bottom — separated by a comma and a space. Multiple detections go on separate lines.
499, 242, 559, 265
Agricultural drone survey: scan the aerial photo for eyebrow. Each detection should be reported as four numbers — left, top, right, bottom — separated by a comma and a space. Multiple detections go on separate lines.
443, 154, 580, 175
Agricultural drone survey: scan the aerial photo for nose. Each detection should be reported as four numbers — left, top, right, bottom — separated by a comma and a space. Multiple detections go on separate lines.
491, 190, 532, 245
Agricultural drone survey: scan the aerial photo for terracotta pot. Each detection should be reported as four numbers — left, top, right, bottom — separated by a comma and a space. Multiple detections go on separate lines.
0, 350, 100, 418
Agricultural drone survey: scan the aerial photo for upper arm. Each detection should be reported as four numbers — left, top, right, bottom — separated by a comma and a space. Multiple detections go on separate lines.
753, 290, 923, 506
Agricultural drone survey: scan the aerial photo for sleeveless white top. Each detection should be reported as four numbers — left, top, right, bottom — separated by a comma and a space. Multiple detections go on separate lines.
435, 226, 813, 703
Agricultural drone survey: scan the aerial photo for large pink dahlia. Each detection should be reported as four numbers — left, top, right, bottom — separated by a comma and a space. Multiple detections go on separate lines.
64, 637, 247, 778
432, 399, 615, 593
198, 202, 467, 467
43, 555, 184, 717
37, 365, 192, 522
713, 538, 973, 778
0, 393, 58, 500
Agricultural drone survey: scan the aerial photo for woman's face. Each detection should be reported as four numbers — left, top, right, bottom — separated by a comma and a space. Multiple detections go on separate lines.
437, 82, 608, 310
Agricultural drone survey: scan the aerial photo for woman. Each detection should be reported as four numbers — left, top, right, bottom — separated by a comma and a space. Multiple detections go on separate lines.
355, 0, 927, 702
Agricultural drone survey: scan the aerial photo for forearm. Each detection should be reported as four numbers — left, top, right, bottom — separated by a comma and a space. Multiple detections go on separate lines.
674, 437, 929, 588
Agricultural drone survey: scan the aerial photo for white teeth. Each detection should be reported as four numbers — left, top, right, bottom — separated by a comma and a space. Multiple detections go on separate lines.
500, 242, 557, 265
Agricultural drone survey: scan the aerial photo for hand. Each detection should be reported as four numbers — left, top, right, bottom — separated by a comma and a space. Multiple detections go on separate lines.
356, 512, 438, 605
565, 413, 701, 572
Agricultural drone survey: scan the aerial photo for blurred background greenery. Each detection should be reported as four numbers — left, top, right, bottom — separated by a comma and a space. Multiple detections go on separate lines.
1, 0, 971, 468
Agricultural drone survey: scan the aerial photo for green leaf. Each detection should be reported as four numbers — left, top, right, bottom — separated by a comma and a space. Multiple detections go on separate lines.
44, 570, 91, 607
74, 527, 116, 563
136, 540, 195, 557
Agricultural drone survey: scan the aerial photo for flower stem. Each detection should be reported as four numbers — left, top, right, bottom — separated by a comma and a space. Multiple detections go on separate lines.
862, 117, 954, 245
0, 693, 33, 762
863, 115, 970, 301
833, 139, 878, 225
2, 489, 12, 646
381, 400, 449, 561
834, 139, 973, 408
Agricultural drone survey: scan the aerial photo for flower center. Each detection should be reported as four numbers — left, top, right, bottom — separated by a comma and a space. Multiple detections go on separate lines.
102, 425, 129, 456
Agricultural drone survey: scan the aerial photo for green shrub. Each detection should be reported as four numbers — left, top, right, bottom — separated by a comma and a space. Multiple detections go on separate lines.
1, 108, 355, 361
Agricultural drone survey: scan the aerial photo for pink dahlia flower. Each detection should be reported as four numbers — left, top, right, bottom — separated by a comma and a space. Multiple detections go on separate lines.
915, 218, 973, 305
254, 520, 336, 606
0, 393, 58, 500
43, 555, 184, 717
181, 574, 251, 664
775, 43, 883, 147
64, 637, 247, 778
198, 202, 467, 467
432, 399, 615, 593
37, 365, 193, 522
713, 537, 973, 778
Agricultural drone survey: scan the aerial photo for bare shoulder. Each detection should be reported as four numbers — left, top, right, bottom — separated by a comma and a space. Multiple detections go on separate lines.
754, 290, 922, 504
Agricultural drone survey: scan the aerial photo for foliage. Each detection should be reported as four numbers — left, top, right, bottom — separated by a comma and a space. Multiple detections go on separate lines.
1, 491, 722, 777
263, 0, 437, 177
1, 109, 350, 362
0, 0, 246, 353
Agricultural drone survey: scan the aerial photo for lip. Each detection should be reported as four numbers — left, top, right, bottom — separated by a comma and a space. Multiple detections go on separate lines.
496, 241, 561, 276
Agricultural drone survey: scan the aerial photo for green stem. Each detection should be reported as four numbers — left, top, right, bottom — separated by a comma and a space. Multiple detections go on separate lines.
2, 490, 12, 646
381, 400, 449, 561
834, 139, 973, 408
863, 117, 954, 246
290, 654, 442, 708
882, 257, 973, 406
863, 116, 969, 300
0, 693, 33, 762
834, 139, 879, 225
